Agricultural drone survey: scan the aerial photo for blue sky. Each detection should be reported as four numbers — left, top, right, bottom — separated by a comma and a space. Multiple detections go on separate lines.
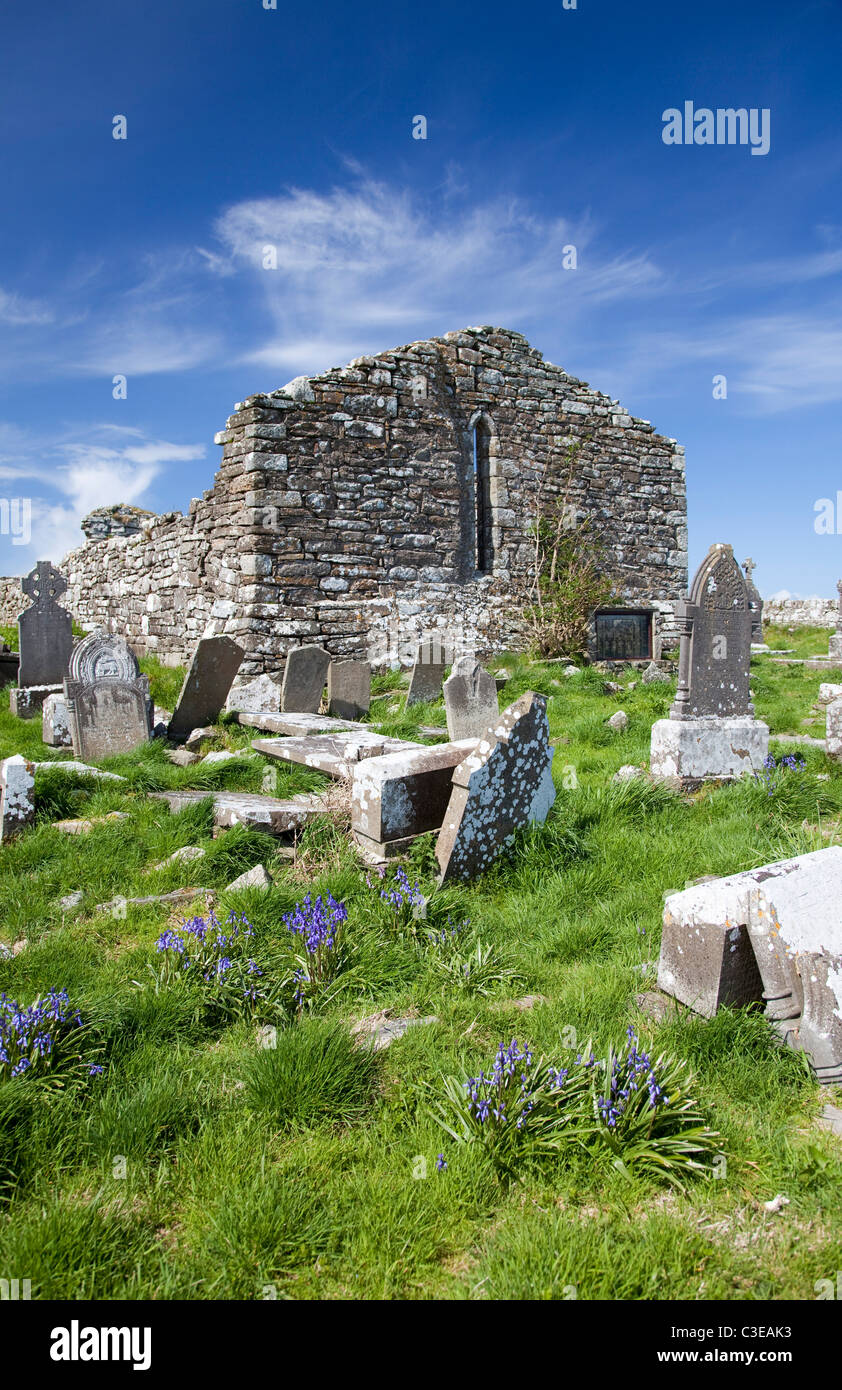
1, 0, 841, 597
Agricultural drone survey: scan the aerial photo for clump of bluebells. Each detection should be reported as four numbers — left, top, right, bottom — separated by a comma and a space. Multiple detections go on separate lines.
430, 1029, 718, 1184
367, 865, 426, 934
150, 911, 284, 1023
755, 752, 806, 797
282, 892, 350, 1011
0, 990, 96, 1085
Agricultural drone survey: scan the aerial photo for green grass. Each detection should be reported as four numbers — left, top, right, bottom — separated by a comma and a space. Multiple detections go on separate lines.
0, 645, 840, 1300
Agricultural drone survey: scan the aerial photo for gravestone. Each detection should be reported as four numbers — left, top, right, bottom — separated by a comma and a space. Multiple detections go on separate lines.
658, 847, 842, 1084
280, 645, 330, 713
351, 738, 477, 860
63, 632, 153, 761
327, 660, 371, 720
742, 558, 764, 645
0, 755, 35, 842
829, 581, 842, 663
42, 693, 72, 747
649, 543, 768, 786
436, 692, 555, 883
168, 635, 244, 742
17, 561, 74, 688
443, 656, 499, 740
406, 639, 447, 705
225, 673, 282, 714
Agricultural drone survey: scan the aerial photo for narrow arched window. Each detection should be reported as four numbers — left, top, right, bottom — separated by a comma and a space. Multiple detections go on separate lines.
473, 417, 493, 574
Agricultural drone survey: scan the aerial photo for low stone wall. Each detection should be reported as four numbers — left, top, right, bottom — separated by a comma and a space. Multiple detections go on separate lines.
0, 577, 26, 627
763, 597, 838, 629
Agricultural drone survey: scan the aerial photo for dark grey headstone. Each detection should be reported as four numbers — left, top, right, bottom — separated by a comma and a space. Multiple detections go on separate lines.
443, 656, 499, 740
280, 645, 330, 713
670, 543, 753, 720
17, 561, 73, 687
168, 636, 244, 742
406, 640, 447, 705
327, 660, 371, 720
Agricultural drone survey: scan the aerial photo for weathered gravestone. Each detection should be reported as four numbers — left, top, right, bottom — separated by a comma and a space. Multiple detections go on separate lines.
351, 738, 477, 861
443, 656, 499, 740
280, 645, 330, 713
225, 673, 282, 714
829, 580, 842, 664
327, 660, 371, 721
168, 635, 244, 742
42, 692, 72, 747
436, 692, 555, 883
0, 755, 35, 842
406, 639, 448, 705
742, 557, 765, 646
650, 543, 769, 786
827, 696, 842, 760
657, 846, 842, 1084
63, 632, 153, 761
17, 561, 74, 688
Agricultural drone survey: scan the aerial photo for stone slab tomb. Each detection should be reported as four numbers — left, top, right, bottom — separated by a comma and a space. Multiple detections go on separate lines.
0, 754, 35, 842
9, 684, 62, 720
436, 691, 555, 883
17, 560, 73, 688
63, 632, 153, 762
168, 635, 244, 742
280, 645, 330, 714
406, 640, 448, 706
236, 710, 376, 736
253, 730, 423, 780
443, 656, 499, 740
327, 660, 371, 721
152, 789, 325, 836
351, 738, 477, 861
658, 846, 842, 1083
650, 543, 769, 786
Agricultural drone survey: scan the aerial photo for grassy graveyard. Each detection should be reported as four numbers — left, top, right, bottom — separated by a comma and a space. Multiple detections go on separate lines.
0, 626, 840, 1301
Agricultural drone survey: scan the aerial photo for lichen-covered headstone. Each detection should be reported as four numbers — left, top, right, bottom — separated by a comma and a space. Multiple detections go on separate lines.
406, 640, 447, 705
443, 656, 499, 740
63, 632, 153, 761
168, 635, 244, 742
0, 755, 35, 841
327, 660, 371, 720
280, 645, 330, 713
650, 543, 768, 785
436, 692, 555, 883
42, 693, 72, 747
17, 561, 74, 688
225, 673, 283, 714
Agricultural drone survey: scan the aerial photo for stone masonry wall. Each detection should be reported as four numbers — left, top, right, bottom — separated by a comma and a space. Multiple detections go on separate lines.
763, 597, 838, 629
0, 327, 689, 676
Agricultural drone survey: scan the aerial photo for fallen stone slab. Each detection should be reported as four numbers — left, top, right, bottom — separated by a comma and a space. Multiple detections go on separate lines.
53, 812, 130, 835
33, 761, 126, 781
226, 863, 273, 893
236, 710, 373, 735
253, 731, 422, 779
351, 738, 476, 858
10, 685, 62, 719
436, 692, 555, 883
350, 1009, 438, 1052
151, 788, 326, 835
96, 887, 212, 914
168, 635, 244, 742
658, 846, 842, 1083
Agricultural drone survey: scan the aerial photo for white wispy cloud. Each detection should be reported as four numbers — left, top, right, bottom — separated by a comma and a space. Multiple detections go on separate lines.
0, 286, 54, 326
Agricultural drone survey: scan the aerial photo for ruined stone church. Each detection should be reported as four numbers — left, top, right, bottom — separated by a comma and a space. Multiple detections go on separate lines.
0, 327, 688, 675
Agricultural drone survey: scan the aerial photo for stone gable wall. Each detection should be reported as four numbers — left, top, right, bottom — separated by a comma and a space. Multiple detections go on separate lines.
0, 327, 688, 675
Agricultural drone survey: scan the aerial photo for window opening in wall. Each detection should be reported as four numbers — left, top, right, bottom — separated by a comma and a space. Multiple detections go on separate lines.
473, 418, 493, 574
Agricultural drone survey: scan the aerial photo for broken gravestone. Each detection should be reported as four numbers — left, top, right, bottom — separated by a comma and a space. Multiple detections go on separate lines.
167, 635, 244, 742
0, 755, 35, 842
225, 673, 283, 714
658, 846, 842, 1084
650, 543, 769, 786
351, 738, 477, 860
327, 660, 371, 721
436, 692, 555, 883
406, 639, 448, 705
280, 645, 330, 714
63, 632, 153, 761
443, 656, 499, 740
17, 560, 74, 688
